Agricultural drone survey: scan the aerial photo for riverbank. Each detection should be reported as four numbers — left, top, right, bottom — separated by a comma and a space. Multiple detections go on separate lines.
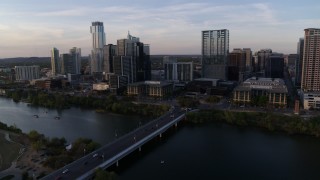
0, 130, 52, 179
186, 109, 320, 138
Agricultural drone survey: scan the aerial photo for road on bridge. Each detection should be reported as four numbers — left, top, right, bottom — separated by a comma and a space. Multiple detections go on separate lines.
42, 106, 187, 180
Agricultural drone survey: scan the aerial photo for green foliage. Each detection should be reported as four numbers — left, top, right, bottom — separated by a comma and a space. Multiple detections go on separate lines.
0, 122, 22, 134
250, 95, 268, 107
7, 90, 169, 117
94, 168, 117, 180
186, 109, 320, 138
0, 175, 15, 180
205, 96, 221, 103
177, 96, 200, 108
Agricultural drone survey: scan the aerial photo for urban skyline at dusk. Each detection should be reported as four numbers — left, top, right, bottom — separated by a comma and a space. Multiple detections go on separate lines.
0, 0, 319, 58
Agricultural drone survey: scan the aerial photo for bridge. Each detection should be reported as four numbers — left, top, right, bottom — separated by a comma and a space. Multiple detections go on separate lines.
42, 107, 194, 180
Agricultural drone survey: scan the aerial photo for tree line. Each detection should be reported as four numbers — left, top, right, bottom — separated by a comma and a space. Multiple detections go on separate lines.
27, 130, 100, 169
5, 89, 170, 118
186, 109, 320, 137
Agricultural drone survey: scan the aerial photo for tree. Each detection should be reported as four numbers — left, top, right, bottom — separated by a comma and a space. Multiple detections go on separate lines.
95, 168, 117, 180
28, 130, 42, 142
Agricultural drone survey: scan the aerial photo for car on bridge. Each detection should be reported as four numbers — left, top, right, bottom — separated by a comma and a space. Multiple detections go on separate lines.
93, 153, 98, 158
62, 169, 69, 174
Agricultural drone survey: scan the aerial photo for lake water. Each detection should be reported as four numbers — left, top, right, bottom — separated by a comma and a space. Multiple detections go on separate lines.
1, 97, 320, 179
0, 97, 147, 144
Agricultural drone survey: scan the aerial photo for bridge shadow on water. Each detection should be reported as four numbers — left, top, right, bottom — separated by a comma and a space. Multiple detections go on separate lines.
107, 121, 188, 175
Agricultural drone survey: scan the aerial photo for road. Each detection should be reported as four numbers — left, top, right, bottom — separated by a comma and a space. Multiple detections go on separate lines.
42, 106, 186, 180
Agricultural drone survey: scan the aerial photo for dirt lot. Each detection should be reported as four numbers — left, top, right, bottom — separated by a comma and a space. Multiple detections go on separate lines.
0, 131, 53, 178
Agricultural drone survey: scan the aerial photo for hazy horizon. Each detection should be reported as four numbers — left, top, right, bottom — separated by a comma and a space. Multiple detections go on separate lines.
0, 0, 319, 58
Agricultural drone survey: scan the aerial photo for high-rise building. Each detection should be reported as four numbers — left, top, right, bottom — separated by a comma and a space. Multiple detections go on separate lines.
265, 53, 284, 78
301, 28, 320, 92
255, 49, 272, 73
202, 29, 229, 80
60, 53, 71, 75
243, 48, 253, 73
69, 47, 81, 74
228, 48, 246, 81
15, 66, 40, 81
164, 62, 193, 82
90, 21, 106, 74
51, 47, 60, 76
287, 54, 297, 67
60, 47, 81, 75
116, 32, 151, 81
103, 44, 117, 74
295, 38, 304, 87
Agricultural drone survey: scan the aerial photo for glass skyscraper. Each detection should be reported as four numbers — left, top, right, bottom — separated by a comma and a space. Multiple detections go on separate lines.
90, 21, 106, 74
202, 29, 229, 80
51, 47, 60, 76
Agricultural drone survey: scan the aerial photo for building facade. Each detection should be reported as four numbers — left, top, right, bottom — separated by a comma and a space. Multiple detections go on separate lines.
103, 44, 117, 75
51, 47, 60, 76
255, 49, 272, 74
233, 77, 288, 107
202, 29, 229, 80
127, 81, 173, 99
228, 48, 246, 82
295, 38, 304, 87
265, 53, 284, 78
301, 28, 320, 92
60, 47, 81, 75
15, 66, 40, 81
164, 62, 193, 82
90, 21, 106, 74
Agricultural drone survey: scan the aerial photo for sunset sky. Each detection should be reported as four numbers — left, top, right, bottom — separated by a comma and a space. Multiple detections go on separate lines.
0, 0, 319, 58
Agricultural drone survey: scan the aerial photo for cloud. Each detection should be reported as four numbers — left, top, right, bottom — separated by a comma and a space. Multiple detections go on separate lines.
0, 1, 319, 57
34, 7, 92, 17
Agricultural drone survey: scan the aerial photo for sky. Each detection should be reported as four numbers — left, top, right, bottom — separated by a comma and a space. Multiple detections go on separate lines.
0, 0, 319, 58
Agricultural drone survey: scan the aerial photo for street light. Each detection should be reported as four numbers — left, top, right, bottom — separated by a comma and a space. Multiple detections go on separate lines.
115, 129, 118, 138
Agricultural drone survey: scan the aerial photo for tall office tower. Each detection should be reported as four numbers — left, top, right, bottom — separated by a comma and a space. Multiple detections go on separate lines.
256, 49, 272, 73
296, 38, 304, 87
228, 48, 246, 81
117, 32, 151, 81
15, 66, 40, 81
103, 44, 117, 74
265, 53, 284, 78
243, 48, 252, 73
288, 54, 297, 67
164, 62, 193, 82
60, 53, 71, 75
202, 29, 229, 80
51, 47, 60, 76
90, 21, 106, 74
301, 28, 320, 92
69, 47, 81, 74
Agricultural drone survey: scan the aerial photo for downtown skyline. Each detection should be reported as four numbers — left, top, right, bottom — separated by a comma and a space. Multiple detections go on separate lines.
0, 0, 320, 58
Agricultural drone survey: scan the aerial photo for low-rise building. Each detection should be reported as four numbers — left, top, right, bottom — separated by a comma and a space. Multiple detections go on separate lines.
302, 92, 320, 110
127, 81, 173, 99
93, 82, 109, 91
233, 77, 288, 107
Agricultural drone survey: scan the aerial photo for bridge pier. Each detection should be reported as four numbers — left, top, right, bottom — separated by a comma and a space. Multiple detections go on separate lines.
139, 146, 141, 152
175, 122, 178, 127
159, 133, 162, 138
116, 161, 119, 167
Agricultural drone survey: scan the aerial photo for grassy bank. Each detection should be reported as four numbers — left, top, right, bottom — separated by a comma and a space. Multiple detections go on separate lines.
186, 109, 320, 137
0, 132, 21, 171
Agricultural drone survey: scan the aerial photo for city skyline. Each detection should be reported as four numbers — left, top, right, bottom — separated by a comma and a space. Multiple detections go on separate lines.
0, 0, 319, 58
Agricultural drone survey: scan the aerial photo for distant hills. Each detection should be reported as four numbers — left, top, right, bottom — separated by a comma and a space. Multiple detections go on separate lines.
0, 57, 51, 68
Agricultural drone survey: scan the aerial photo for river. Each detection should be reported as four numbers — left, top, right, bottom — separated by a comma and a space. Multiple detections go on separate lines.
0, 97, 148, 145
1, 97, 320, 179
